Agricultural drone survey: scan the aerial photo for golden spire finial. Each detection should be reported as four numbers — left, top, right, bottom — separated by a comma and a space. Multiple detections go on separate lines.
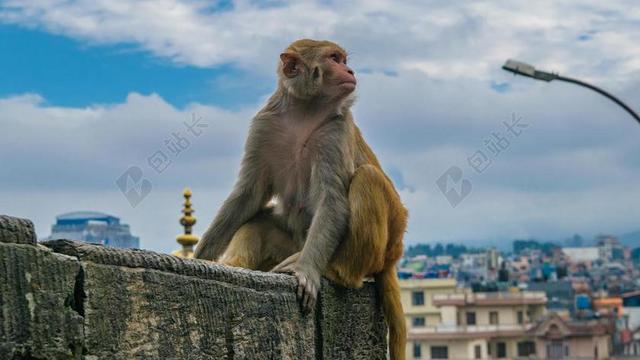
172, 187, 199, 258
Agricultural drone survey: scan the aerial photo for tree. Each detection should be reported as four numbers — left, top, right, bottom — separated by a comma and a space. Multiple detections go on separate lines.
434, 243, 444, 256
564, 234, 584, 247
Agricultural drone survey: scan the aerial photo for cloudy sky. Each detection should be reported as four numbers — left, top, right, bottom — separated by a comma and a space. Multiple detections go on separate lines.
1, 0, 639, 253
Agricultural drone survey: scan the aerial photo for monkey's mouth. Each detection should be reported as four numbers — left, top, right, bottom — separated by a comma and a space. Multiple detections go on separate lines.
338, 80, 357, 87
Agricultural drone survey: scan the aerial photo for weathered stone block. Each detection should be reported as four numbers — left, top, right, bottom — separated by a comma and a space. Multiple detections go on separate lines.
320, 281, 388, 360
1, 216, 387, 360
0, 243, 84, 359
0, 215, 37, 245
45, 239, 319, 360
80, 262, 315, 359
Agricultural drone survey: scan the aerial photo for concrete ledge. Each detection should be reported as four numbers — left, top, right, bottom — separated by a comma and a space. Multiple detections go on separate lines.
0, 216, 387, 359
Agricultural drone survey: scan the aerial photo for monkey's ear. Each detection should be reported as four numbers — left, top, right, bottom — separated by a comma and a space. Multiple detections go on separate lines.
280, 52, 301, 78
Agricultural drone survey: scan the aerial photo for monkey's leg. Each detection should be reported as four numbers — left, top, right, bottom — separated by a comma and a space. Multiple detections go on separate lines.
327, 164, 408, 360
326, 164, 406, 288
219, 212, 298, 272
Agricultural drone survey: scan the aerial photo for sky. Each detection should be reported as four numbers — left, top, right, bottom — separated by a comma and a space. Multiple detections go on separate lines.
0, 0, 639, 254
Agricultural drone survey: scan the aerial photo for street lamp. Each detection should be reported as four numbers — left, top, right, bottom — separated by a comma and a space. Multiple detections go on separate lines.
502, 59, 640, 125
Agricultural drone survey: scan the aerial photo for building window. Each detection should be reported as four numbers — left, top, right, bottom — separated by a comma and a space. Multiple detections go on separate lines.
413, 342, 421, 358
547, 341, 564, 359
517, 310, 524, 324
466, 312, 476, 325
517, 341, 536, 356
474, 345, 481, 359
412, 291, 424, 306
490, 311, 499, 325
497, 342, 507, 358
431, 346, 448, 359
412, 317, 426, 327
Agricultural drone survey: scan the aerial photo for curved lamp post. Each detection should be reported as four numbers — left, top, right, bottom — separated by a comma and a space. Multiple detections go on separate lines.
502, 59, 640, 126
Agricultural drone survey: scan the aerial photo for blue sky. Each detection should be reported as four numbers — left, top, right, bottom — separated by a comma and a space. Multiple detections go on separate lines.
0, 25, 270, 109
0, 1, 639, 253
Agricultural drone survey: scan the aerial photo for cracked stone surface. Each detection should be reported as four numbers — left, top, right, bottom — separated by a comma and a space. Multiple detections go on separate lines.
0, 242, 84, 359
0, 215, 387, 359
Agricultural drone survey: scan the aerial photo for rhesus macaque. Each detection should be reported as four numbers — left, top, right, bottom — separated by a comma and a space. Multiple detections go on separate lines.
195, 39, 408, 359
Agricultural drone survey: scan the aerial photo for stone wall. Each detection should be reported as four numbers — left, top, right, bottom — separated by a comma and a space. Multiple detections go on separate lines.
0, 215, 387, 359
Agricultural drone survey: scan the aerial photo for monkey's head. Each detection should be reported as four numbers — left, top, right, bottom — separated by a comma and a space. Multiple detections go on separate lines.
278, 39, 356, 101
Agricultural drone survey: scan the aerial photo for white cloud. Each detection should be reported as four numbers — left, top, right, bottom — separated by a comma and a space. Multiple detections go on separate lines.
1, 70, 639, 251
0, 91, 255, 190
0, 92, 257, 253
2, 1, 640, 83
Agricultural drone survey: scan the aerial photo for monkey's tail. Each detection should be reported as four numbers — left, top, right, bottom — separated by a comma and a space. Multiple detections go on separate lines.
375, 266, 406, 360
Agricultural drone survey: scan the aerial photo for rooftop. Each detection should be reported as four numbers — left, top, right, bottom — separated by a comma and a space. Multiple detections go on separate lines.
56, 211, 118, 221
54, 211, 121, 227
433, 291, 547, 306
399, 278, 457, 289
529, 313, 613, 339
408, 324, 534, 340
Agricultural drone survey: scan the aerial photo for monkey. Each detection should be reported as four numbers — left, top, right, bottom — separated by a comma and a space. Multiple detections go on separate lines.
194, 39, 408, 360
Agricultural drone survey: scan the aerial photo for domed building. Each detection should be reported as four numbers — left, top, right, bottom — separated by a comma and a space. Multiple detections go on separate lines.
47, 211, 140, 249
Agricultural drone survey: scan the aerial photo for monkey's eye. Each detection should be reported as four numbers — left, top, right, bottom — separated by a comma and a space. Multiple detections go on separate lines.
330, 53, 340, 63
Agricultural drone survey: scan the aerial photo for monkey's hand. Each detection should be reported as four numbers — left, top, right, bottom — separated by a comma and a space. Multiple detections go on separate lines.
293, 264, 320, 313
271, 253, 319, 311
270, 252, 301, 273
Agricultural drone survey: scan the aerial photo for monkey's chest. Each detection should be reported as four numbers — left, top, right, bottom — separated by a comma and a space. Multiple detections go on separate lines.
269, 136, 316, 213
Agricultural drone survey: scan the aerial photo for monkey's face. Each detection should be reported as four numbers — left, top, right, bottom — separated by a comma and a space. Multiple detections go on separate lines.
279, 40, 356, 100
319, 49, 357, 97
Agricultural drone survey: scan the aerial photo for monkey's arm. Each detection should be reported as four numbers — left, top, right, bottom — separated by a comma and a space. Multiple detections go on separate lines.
294, 124, 350, 311
194, 125, 271, 261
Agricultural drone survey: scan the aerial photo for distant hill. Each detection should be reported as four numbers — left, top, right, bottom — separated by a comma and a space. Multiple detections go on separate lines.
619, 230, 640, 248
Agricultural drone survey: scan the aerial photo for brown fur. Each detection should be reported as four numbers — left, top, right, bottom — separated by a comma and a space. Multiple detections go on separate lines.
195, 39, 408, 359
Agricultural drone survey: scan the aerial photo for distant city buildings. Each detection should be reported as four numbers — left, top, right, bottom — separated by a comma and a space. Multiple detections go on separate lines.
401, 278, 614, 359
598, 235, 626, 262
531, 313, 612, 359
47, 211, 140, 249
400, 233, 639, 359
562, 246, 599, 263
400, 278, 459, 328
527, 281, 575, 317
402, 280, 546, 360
